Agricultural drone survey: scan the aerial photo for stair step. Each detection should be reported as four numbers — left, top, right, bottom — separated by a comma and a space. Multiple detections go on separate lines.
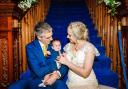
89, 36, 101, 45
99, 85, 116, 89
95, 45, 106, 55
94, 69, 118, 88
93, 55, 111, 69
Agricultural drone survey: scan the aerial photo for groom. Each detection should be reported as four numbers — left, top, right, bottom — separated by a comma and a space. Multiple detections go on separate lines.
25, 21, 69, 89
8, 22, 68, 89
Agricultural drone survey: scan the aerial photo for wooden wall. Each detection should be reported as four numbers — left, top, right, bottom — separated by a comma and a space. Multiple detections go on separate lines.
0, 2, 15, 89
85, 0, 128, 88
0, 0, 51, 88
121, 26, 128, 74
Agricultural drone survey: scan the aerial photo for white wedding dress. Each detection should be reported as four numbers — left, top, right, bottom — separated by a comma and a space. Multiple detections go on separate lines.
64, 42, 100, 89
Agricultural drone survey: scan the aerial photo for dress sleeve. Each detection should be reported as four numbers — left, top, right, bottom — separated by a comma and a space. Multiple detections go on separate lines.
85, 43, 100, 56
94, 47, 100, 56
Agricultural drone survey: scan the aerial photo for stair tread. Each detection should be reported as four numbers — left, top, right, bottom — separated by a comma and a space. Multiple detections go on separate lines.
99, 85, 116, 89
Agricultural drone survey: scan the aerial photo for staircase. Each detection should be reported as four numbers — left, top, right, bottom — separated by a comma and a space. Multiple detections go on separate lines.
45, 0, 118, 88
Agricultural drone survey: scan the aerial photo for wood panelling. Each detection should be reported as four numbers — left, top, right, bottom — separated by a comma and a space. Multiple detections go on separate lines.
0, 18, 8, 30
0, 0, 51, 88
0, 0, 11, 3
0, 17, 13, 88
0, 3, 15, 88
13, 28, 21, 80
122, 26, 128, 73
0, 3, 15, 17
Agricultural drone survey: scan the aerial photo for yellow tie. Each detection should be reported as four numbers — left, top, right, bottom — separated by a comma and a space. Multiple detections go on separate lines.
42, 44, 47, 56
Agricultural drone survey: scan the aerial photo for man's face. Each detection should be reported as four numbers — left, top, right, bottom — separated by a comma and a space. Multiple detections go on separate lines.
38, 31, 53, 45
52, 41, 61, 51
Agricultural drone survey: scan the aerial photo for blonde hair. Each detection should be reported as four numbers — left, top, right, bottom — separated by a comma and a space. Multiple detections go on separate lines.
68, 21, 88, 40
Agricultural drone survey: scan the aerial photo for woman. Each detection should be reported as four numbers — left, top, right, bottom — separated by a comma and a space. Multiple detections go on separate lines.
57, 21, 100, 89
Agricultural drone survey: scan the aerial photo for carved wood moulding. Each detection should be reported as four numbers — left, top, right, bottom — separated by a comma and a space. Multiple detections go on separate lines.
0, 0, 11, 3
0, 34, 9, 87
0, 17, 13, 31
0, 3, 15, 17
13, 36, 20, 80
0, 17, 8, 30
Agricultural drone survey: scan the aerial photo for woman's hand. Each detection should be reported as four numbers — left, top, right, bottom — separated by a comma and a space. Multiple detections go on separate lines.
57, 53, 69, 65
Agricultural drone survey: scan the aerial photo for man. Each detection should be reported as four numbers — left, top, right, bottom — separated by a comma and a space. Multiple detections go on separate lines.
8, 22, 68, 89
26, 22, 69, 89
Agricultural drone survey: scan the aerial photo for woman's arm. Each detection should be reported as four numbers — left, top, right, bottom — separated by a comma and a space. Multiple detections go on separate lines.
57, 49, 95, 78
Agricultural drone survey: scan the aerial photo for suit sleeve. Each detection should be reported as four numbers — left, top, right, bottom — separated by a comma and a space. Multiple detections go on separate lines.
58, 43, 69, 78
26, 46, 58, 78
58, 64, 69, 79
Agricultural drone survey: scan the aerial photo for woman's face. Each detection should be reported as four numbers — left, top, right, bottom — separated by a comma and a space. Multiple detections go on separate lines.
67, 28, 76, 43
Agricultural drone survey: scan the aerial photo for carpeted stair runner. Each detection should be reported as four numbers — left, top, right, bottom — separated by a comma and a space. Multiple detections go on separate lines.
20, 0, 118, 88
44, 0, 118, 88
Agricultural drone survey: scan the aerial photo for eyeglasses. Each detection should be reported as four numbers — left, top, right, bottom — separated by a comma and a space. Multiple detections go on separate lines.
39, 35, 52, 40
45, 36, 52, 39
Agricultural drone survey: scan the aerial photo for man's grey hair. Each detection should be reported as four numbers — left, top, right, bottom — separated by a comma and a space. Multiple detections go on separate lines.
34, 22, 52, 36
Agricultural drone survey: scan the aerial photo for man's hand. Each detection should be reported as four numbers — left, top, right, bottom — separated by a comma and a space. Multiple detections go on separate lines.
44, 71, 59, 85
39, 73, 52, 87
43, 73, 52, 82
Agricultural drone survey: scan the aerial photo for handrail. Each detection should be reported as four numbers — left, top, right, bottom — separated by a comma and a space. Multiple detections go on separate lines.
118, 30, 128, 89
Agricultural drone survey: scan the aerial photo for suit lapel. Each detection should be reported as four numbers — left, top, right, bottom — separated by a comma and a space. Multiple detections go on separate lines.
33, 39, 46, 61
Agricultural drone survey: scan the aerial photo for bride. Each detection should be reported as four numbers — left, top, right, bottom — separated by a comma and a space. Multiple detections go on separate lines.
57, 21, 100, 89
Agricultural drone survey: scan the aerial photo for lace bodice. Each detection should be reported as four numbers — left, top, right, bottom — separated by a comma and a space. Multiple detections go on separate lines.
64, 42, 100, 66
